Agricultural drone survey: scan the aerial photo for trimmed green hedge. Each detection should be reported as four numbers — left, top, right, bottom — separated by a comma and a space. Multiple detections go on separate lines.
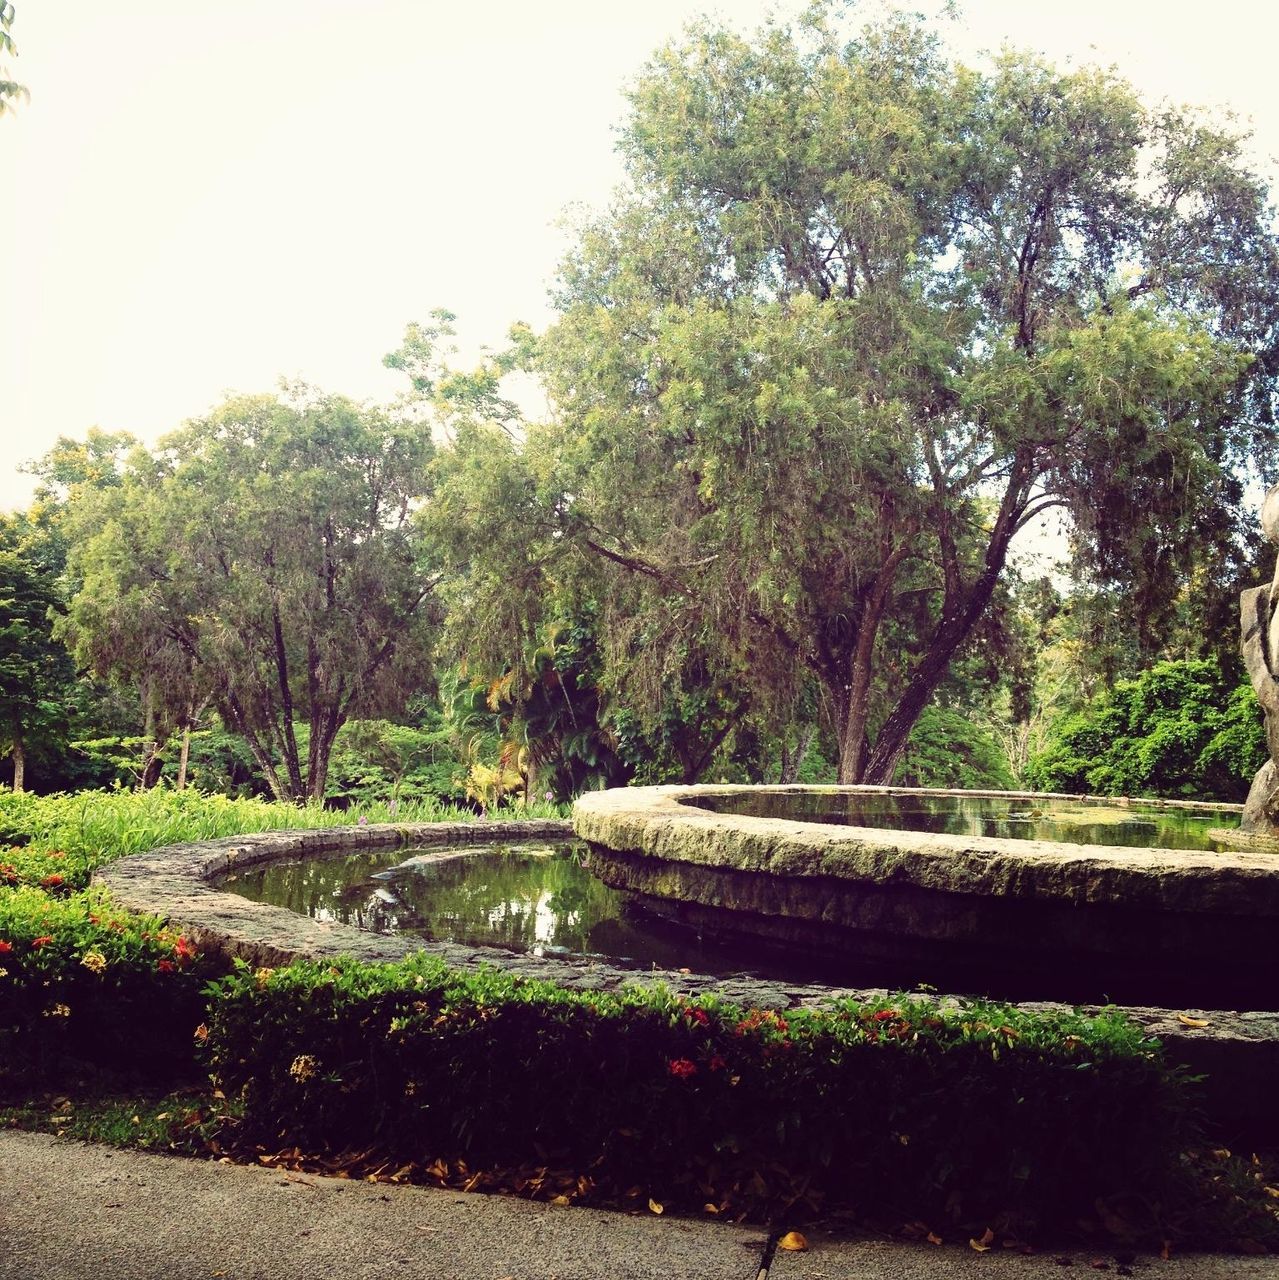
205, 955, 1195, 1233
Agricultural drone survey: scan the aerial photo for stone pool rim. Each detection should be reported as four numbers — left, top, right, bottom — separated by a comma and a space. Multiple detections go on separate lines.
91, 808, 1279, 1134
572, 783, 1263, 915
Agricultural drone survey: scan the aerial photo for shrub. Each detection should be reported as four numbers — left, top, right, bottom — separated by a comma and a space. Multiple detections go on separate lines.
0, 887, 214, 1077
205, 955, 1194, 1234
1027, 661, 1265, 800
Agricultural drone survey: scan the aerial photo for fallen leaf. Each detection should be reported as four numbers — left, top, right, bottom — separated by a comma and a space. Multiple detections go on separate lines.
648, 1198, 664, 1215
1176, 1014, 1209, 1028
969, 1239, 991, 1253
703, 1203, 719, 1214
926, 1232, 943, 1246
977, 1227, 995, 1246
550, 1195, 570, 1206
777, 1231, 808, 1252
1160, 1241, 1172, 1261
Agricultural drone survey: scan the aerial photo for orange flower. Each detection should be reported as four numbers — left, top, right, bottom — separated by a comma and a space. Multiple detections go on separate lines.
40, 873, 64, 888
668, 1058, 698, 1079
31, 935, 54, 948
157, 959, 176, 973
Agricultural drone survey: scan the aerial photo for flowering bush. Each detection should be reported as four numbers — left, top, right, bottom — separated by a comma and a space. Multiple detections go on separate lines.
0, 886, 213, 1077
205, 955, 1195, 1234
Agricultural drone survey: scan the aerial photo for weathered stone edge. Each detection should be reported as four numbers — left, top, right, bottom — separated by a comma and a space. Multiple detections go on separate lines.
92, 817, 1279, 1131
572, 785, 1275, 915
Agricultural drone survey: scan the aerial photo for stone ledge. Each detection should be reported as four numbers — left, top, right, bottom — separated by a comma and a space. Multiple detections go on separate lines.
93, 817, 1277, 1136
573, 785, 1263, 914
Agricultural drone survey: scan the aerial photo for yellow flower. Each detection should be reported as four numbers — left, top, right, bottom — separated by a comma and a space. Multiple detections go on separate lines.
289, 1054, 318, 1083
80, 950, 107, 974
44, 1003, 71, 1018
254, 967, 275, 989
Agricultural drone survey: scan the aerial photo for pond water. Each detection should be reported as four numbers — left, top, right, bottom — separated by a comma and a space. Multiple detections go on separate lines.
220, 842, 835, 983
682, 791, 1241, 851
218, 835, 1262, 1006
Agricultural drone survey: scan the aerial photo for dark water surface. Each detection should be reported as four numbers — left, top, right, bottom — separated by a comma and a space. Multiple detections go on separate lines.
221, 842, 834, 982
682, 791, 1241, 852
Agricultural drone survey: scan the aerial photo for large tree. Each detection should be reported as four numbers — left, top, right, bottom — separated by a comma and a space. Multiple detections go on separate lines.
461, 7, 1279, 784
62, 389, 438, 802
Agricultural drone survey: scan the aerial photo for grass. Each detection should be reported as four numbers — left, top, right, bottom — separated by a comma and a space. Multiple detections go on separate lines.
0, 786, 569, 891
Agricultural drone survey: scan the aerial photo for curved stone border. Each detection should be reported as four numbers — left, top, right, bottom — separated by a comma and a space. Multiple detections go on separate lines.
93, 816, 1279, 1134
573, 784, 1262, 914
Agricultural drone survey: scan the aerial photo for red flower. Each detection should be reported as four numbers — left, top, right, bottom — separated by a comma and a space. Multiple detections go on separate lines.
174, 936, 197, 964
872, 1009, 898, 1023
157, 959, 175, 973
708, 1054, 728, 1072
667, 1057, 698, 1079
0, 939, 12, 953
31, 935, 54, 948
40, 873, 64, 888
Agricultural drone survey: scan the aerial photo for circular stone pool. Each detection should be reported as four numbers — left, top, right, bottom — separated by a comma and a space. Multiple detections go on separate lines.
572, 784, 1275, 1010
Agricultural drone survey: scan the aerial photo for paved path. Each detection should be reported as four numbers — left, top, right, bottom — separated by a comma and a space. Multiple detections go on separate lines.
1, 1131, 1274, 1280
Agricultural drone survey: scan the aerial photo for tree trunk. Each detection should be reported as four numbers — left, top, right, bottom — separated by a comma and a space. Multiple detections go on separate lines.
11, 724, 24, 794
176, 725, 192, 790
778, 723, 815, 784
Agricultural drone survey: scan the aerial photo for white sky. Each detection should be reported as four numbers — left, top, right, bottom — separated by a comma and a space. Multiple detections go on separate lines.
2, 0, 1278, 512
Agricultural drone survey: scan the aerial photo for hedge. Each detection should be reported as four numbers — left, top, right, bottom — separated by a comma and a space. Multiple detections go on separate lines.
205, 954, 1196, 1234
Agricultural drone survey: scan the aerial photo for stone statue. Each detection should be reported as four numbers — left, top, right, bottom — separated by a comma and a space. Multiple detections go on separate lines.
1240, 485, 1279, 832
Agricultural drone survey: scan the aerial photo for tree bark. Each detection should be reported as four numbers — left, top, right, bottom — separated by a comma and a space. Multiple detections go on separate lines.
11, 723, 24, 794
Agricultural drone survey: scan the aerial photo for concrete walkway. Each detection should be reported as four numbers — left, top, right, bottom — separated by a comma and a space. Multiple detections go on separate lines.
1, 1131, 1274, 1280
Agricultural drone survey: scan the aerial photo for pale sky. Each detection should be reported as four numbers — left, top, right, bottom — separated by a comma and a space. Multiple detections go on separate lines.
3, 0, 1278, 511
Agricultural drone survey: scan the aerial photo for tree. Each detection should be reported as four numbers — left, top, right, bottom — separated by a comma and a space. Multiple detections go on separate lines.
62, 388, 439, 803
1026, 660, 1265, 801
0, 542, 77, 792
487, 7, 1279, 785
0, 2, 27, 118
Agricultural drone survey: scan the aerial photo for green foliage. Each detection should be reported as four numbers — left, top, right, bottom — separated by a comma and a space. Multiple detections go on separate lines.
895, 706, 1016, 791
422, 4, 1279, 791
0, 888, 211, 1079
1026, 661, 1265, 800
0, 1, 27, 117
59, 387, 439, 803
0, 787, 485, 891
327, 715, 467, 807
0, 541, 79, 791
205, 954, 1193, 1234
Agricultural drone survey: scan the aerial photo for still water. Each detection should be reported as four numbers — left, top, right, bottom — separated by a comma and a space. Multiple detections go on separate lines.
220, 842, 831, 980
682, 791, 1240, 852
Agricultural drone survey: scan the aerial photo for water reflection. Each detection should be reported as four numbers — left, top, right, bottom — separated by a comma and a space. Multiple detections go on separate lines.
221, 843, 784, 975
683, 792, 1240, 852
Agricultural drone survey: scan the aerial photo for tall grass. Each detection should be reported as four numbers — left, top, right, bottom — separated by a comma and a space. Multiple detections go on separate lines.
0, 788, 569, 889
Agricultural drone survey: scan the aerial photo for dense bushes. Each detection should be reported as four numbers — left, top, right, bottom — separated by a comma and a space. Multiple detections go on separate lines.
205, 955, 1194, 1234
0, 788, 507, 1079
1027, 661, 1265, 800
0, 888, 213, 1076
